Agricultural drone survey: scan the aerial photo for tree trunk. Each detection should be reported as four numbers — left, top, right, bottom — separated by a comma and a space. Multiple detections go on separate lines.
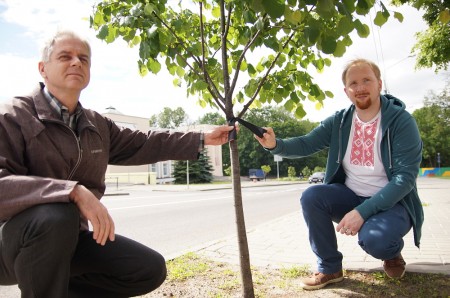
229, 139, 255, 297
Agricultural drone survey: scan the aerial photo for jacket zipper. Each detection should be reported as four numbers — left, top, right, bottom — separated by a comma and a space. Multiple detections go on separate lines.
387, 128, 392, 169
42, 120, 83, 180
67, 130, 83, 180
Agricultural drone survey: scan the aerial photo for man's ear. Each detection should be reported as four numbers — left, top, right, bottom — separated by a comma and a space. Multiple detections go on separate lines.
38, 61, 46, 79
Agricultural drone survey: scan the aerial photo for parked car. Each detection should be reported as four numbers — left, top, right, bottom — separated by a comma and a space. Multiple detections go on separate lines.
309, 172, 325, 183
249, 169, 265, 181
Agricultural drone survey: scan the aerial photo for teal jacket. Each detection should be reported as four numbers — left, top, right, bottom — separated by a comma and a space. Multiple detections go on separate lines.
270, 94, 424, 247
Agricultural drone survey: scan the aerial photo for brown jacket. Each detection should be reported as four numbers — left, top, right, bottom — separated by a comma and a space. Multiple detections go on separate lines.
0, 83, 200, 229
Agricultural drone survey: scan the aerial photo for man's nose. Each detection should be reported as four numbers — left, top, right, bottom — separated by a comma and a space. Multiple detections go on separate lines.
71, 57, 82, 67
356, 84, 365, 91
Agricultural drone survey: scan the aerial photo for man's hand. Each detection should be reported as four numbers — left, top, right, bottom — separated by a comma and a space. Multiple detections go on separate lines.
336, 209, 364, 236
204, 124, 236, 146
70, 184, 115, 245
254, 127, 277, 149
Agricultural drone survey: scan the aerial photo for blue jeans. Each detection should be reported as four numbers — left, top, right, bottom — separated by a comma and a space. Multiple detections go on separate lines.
300, 183, 412, 274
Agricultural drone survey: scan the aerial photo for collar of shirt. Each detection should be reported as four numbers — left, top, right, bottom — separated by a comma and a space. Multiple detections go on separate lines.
43, 87, 82, 130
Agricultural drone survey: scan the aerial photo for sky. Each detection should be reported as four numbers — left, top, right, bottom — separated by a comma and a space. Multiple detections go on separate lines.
0, 0, 448, 123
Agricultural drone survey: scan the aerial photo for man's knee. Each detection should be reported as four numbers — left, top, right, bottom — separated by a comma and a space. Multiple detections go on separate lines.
141, 251, 167, 293
4, 203, 80, 249
358, 233, 403, 260
300, 186, 321, 210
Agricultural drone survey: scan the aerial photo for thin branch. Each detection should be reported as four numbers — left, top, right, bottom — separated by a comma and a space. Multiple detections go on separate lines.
152, 10, 224, 103
228, 28, 263, 98
220, 0, 232, 116
238, 31, 296, 118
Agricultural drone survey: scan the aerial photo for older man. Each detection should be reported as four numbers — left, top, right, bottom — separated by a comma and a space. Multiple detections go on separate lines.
0, 30, 233, 297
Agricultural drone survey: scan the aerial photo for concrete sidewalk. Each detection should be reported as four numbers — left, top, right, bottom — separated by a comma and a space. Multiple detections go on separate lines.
196, 177, 450, 275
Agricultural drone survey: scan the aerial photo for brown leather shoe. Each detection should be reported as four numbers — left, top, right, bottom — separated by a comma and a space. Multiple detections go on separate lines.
300, 270, 344, 290
383, 254, 406, 279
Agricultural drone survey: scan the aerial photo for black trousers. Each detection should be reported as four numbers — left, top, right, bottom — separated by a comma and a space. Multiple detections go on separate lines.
0, 203, 167, 298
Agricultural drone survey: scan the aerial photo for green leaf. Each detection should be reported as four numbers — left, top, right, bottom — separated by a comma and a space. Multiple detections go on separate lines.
337, 17, 354, 36
304, 24, 321, 45
263, 36, 280, 52
176, 66, 185, 77
247, 64, 257, 76
144, 3, 155, 16
285, 9, 302, 25
325, 90, 334, 98
333, 40, 347, 57
93, 11, 104, 26
284, 100, 294, 111
309, 84, 320, 97
394, 11, 404, 22
374, 11, 388, 27
194, 80, 209, 91
131, 35, 141, 47
261, 0, 285, 19
97, 25, 109, 40
295, 105, 306, 118
147, 58, 161, 74
212, 6, 220, 18
342, 0, 355, 14
321, 36, 337, 54
316, 0, 335, 18
355, 0, 373, 15
173, 78, 181, 87
138, 61, 148, 77
289, 91, 300, 103
439, 9, 450, 24
255, 17, 264, 31
354, 20, 370, 38
243, 10, 257, 24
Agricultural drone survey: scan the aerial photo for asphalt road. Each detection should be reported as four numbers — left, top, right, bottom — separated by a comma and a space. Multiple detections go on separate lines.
104, 183, 309, 258
0, 183, 309, 297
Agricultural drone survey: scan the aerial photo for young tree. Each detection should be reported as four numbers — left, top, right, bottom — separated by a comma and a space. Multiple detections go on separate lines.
90, 1, 401, 296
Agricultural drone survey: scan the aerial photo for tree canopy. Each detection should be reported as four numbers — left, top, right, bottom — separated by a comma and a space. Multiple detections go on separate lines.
412, 77, 450, 167
149, 106, 189, 128
392, 0, 450, 72
91, 0, 402, 119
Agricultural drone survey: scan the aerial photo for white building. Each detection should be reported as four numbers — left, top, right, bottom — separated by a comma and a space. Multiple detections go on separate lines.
102, 107, 224, 184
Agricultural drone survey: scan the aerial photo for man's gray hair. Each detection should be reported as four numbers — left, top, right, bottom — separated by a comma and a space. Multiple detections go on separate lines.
41, 30, 91, 62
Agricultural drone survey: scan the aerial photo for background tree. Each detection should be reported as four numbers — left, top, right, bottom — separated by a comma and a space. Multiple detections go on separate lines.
260, 164, 271, 180
173, 149, 213, 183
91, 1, 402, 295
412, 78, 450, 167
302, 166, 312, 178
150, 106, 189, 128
196, 111, 227, 125
287, 166, 296, 178
237, 106, 327, 177
392, 0, 450, 72
197, 112, 230, 175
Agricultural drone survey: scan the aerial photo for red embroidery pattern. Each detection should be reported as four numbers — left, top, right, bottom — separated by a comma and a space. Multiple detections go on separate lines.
350, 117, 379, 167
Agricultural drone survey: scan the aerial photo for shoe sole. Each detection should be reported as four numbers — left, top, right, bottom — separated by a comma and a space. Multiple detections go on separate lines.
385, 269, 406, 279
301, 276, 344, 290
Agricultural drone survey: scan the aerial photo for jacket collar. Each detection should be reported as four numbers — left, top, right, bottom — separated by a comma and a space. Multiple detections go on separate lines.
32, 82, 100, 135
